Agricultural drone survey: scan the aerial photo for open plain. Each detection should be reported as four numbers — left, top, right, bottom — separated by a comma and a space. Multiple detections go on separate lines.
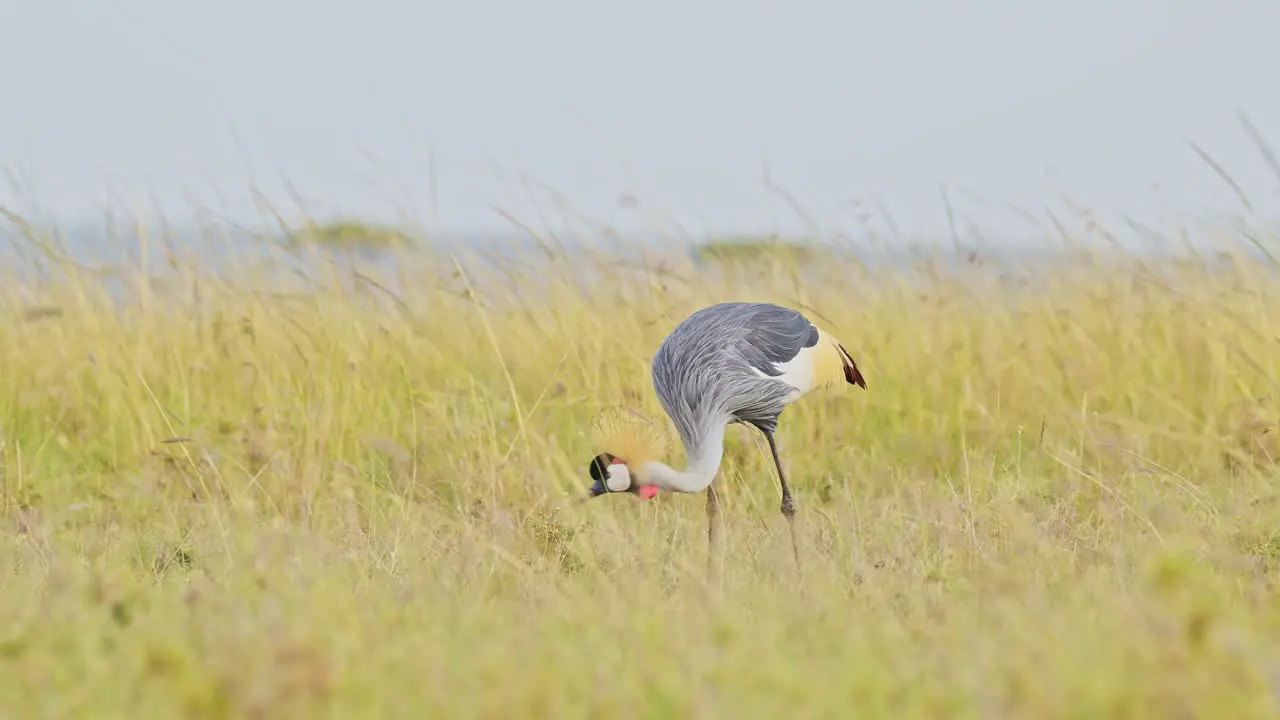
3, 214, 1280, 719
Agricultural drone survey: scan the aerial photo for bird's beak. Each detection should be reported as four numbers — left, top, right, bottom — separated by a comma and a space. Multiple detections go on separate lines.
586, 478, 608, 499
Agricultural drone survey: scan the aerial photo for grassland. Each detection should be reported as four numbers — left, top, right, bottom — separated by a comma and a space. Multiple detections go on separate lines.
4, 209, 1280, 719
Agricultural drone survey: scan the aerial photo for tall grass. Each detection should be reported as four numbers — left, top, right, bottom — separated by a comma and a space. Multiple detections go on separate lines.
3, 203, 1280, 718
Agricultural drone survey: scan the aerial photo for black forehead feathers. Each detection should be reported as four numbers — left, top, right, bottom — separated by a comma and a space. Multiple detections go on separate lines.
588, 453, 616, 482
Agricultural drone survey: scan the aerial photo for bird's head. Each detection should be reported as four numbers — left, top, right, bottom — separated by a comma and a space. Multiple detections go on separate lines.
587, 452, 658, 500
583, 406, 668, 502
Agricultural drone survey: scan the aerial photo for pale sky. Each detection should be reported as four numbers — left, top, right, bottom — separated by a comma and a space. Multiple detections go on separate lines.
1, 0, 1279, 241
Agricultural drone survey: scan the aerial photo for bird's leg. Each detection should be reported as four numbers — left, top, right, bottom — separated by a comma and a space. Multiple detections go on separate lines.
706, 479, 727, 579
706, 481, 722, 581
764, 431, 802, 572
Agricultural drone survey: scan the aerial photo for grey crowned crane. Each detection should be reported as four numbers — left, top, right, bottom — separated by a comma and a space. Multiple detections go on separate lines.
585, 301, 867, 569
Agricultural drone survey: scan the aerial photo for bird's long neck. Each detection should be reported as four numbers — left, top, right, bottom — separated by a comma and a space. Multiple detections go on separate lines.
637, 420, 725, 494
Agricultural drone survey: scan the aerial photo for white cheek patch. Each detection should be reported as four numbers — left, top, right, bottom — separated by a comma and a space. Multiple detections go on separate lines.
605, 464, 631, 492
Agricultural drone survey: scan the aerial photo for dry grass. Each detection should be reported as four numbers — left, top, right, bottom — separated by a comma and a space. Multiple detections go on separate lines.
4, 208, 1280, 718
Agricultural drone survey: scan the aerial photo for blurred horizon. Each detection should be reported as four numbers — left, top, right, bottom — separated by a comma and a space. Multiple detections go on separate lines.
3, 0, 1280, 248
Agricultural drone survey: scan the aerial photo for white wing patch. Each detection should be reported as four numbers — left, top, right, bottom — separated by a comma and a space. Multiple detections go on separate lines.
750, 343, 820, 399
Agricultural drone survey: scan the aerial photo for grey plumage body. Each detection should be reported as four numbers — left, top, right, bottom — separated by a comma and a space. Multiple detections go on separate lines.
652, 301, 820, 451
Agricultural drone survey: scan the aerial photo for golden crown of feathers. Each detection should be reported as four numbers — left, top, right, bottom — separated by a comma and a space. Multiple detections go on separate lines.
590, 406, 670, 467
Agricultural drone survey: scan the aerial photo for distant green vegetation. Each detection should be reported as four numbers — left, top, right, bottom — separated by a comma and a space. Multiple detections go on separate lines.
693, 235, 820, 264
286, 219, 415, 249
